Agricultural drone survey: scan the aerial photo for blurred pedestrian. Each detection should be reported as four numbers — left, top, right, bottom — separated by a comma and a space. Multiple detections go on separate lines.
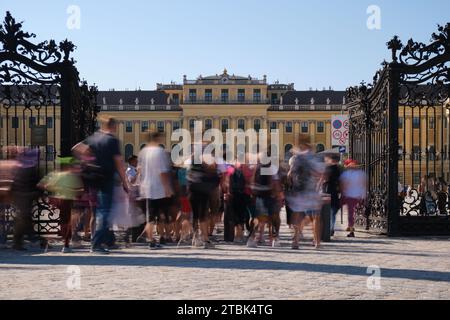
323, 154, 341, 237
73, 115, 128, 254
286, 135, 323, 249
138, 131, 174, 249
340, 159, 367, 237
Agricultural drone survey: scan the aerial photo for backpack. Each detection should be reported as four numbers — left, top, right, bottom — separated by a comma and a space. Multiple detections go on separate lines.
252, 164, 272, 197
230, 167, 246, 194
80, 159, 105, 189
290, 154, 314, 193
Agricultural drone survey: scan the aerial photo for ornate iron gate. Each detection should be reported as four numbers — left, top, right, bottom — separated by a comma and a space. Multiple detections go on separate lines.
347, 24, 450, 236
0, 12, 98, 236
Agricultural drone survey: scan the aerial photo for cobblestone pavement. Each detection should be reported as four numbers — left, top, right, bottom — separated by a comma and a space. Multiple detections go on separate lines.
1, 215, 449, 300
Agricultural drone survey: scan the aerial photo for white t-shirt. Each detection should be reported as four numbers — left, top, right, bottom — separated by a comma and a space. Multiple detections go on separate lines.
138, 146, 172, 200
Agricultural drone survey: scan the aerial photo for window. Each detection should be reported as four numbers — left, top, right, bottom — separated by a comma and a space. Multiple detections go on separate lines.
238, 119, 245, 130
428, 145, 436, 160
157, 121, 165, 133
253, 89, 261, 102
270, 121, 277, 131
173, 121, 180, 131
205, 119, 212, 130
429, 117, 435, 129
301, 122, 309, 133
398, 118, 404, 129
237, 89, 245, 102
254, 119, 261, 132
398, 173, 404, 185
317, 121, 325, 133
413, 172, 421, 186
221, 89, 229, 103
398, 146, 404, 160
271, 93, 278, 104
205, 89, 212, 102
141, 121, 149, 132
285, 144, 293, 161
285, 121, 293, 133
222, 119, 229, 133
316, 144, 325, 153
413, 117, 420, 129
12, 116, 19, 129
413, 146, 421, 160
47, 117, 53, 129
124, 144, 134, 160
172, 94, 179, 104
189, 89, 197, 102
46, 145, 55, 161
189, 119, 195, 130
125, 121, 133, 133
29, 116, 36, 128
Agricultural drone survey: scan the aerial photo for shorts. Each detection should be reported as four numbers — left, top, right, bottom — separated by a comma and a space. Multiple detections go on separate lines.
254, 196, 276, 218
189, 191, 210, 223
146, 198, 171, 223
208, 187, 221, 217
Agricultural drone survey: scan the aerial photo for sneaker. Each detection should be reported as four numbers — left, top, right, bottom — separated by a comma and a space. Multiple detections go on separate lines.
346, 227, 351, 232
159, 237, 167, 245
347, 232, 355, 238
149, 241, 161, 250
246, 238, 257, 248
71, 241, 83, 249
203, 241, 215, 249
330, 230, 335, 237
243, 230, 250, 237
61, 246, 73, 254
90, 247, 110, 254
291, 243, 299, 250
272, 238, 281, 248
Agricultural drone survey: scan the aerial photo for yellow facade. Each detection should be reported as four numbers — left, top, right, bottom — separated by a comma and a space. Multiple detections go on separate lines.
99, 70, 347, 162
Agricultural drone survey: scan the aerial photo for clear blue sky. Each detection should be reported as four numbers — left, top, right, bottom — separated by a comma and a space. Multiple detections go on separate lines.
2, 0, 450, 91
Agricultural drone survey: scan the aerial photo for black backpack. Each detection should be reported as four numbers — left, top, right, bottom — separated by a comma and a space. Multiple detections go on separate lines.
230, 167, 246, 194
252, 164, 272, 197
290, 154, 314, 193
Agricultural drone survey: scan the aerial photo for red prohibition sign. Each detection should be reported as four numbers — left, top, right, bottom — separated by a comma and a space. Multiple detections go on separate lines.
333, 131, 342, 139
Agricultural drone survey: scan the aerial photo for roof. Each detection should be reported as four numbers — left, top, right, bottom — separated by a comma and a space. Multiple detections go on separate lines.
185, 69, 266, 85
281, 90, 346, 105
97, 90, 169, 105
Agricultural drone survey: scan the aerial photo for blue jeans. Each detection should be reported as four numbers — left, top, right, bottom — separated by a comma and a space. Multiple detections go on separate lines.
92, 184, 114, 249
330, 206, 339, 233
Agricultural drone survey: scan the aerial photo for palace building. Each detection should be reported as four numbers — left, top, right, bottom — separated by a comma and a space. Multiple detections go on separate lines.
98, 70, 347, 161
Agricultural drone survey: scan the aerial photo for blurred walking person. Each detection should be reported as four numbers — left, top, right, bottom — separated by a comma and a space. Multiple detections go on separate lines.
9, 148, 41, 250
323, 154, 341, 237
340, 159, 367, 237
73, 115, 128, 254
187, 144, 220, 249
138, 131, 174, 249
286, 135, 323, 249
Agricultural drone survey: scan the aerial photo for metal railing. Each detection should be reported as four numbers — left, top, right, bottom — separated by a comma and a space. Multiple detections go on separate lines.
183, 99, 270, 105
101, 105, 182, 111
269, 105, 346, 111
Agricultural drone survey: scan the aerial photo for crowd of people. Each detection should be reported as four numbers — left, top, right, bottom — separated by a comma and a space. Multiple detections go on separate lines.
0, 115, 367, 253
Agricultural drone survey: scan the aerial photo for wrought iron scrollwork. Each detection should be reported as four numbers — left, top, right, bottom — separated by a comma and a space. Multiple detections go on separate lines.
0, 11, 97, 235
348, 22, 450, 235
